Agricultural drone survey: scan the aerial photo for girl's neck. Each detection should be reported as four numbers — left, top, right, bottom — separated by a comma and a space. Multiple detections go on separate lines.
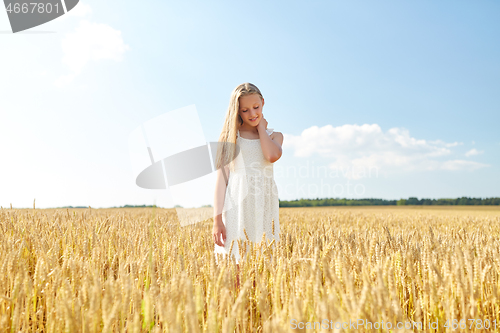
239, 125, 259, 135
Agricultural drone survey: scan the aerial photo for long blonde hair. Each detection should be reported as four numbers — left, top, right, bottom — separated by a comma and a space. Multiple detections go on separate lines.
215, 82, 264, 172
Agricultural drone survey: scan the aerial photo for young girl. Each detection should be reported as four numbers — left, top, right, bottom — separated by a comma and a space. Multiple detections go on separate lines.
212, 82, 283, 288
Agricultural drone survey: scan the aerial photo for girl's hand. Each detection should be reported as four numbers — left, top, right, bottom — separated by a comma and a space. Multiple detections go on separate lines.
213, 221, 226, 246
257, 115, 268, 132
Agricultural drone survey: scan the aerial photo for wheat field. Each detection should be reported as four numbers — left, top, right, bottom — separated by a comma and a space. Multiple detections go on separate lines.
1, 205, 500, 332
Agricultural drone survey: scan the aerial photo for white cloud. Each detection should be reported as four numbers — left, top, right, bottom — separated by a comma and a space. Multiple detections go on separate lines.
440, 160, 486, 170
55, 19, 129, 86
465, 148, 483, 157
428, 139, 462, 147
283, 124, 489, 179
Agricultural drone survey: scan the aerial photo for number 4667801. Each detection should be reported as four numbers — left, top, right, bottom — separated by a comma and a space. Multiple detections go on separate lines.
6, 3, 61, 14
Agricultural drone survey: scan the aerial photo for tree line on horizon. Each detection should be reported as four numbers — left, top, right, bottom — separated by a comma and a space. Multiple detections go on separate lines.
29, 197, 499, 209
278, 196, 500, 207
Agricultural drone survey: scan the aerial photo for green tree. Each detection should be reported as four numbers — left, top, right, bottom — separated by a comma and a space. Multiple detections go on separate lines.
397, 199, 407, 205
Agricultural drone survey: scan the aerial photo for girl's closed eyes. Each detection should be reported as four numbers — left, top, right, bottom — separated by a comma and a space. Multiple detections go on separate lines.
242, 106, 259, 112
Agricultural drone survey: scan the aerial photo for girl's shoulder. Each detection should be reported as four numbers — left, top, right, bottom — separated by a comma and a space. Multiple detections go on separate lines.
263, 127, 281, 140
269, 129, 282, 139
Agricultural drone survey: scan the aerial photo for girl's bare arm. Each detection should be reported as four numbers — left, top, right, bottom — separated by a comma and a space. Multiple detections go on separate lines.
213, 164, 230, 225
259, 131, 284, 163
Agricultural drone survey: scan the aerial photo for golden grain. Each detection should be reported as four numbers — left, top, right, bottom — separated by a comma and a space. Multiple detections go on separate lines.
1, 206, 500, 332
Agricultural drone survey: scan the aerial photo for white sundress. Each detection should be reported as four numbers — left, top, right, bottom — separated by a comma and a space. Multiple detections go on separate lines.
214, 128, 280, 265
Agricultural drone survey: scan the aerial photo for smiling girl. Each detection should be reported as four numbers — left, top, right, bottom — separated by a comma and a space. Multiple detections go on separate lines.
212, 82, 283, 288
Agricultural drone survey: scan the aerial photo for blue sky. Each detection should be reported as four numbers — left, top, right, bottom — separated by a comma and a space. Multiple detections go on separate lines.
0, 0, 498, 209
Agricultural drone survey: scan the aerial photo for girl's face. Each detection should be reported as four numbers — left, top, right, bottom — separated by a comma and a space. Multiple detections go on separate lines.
238, 94, 264, 128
